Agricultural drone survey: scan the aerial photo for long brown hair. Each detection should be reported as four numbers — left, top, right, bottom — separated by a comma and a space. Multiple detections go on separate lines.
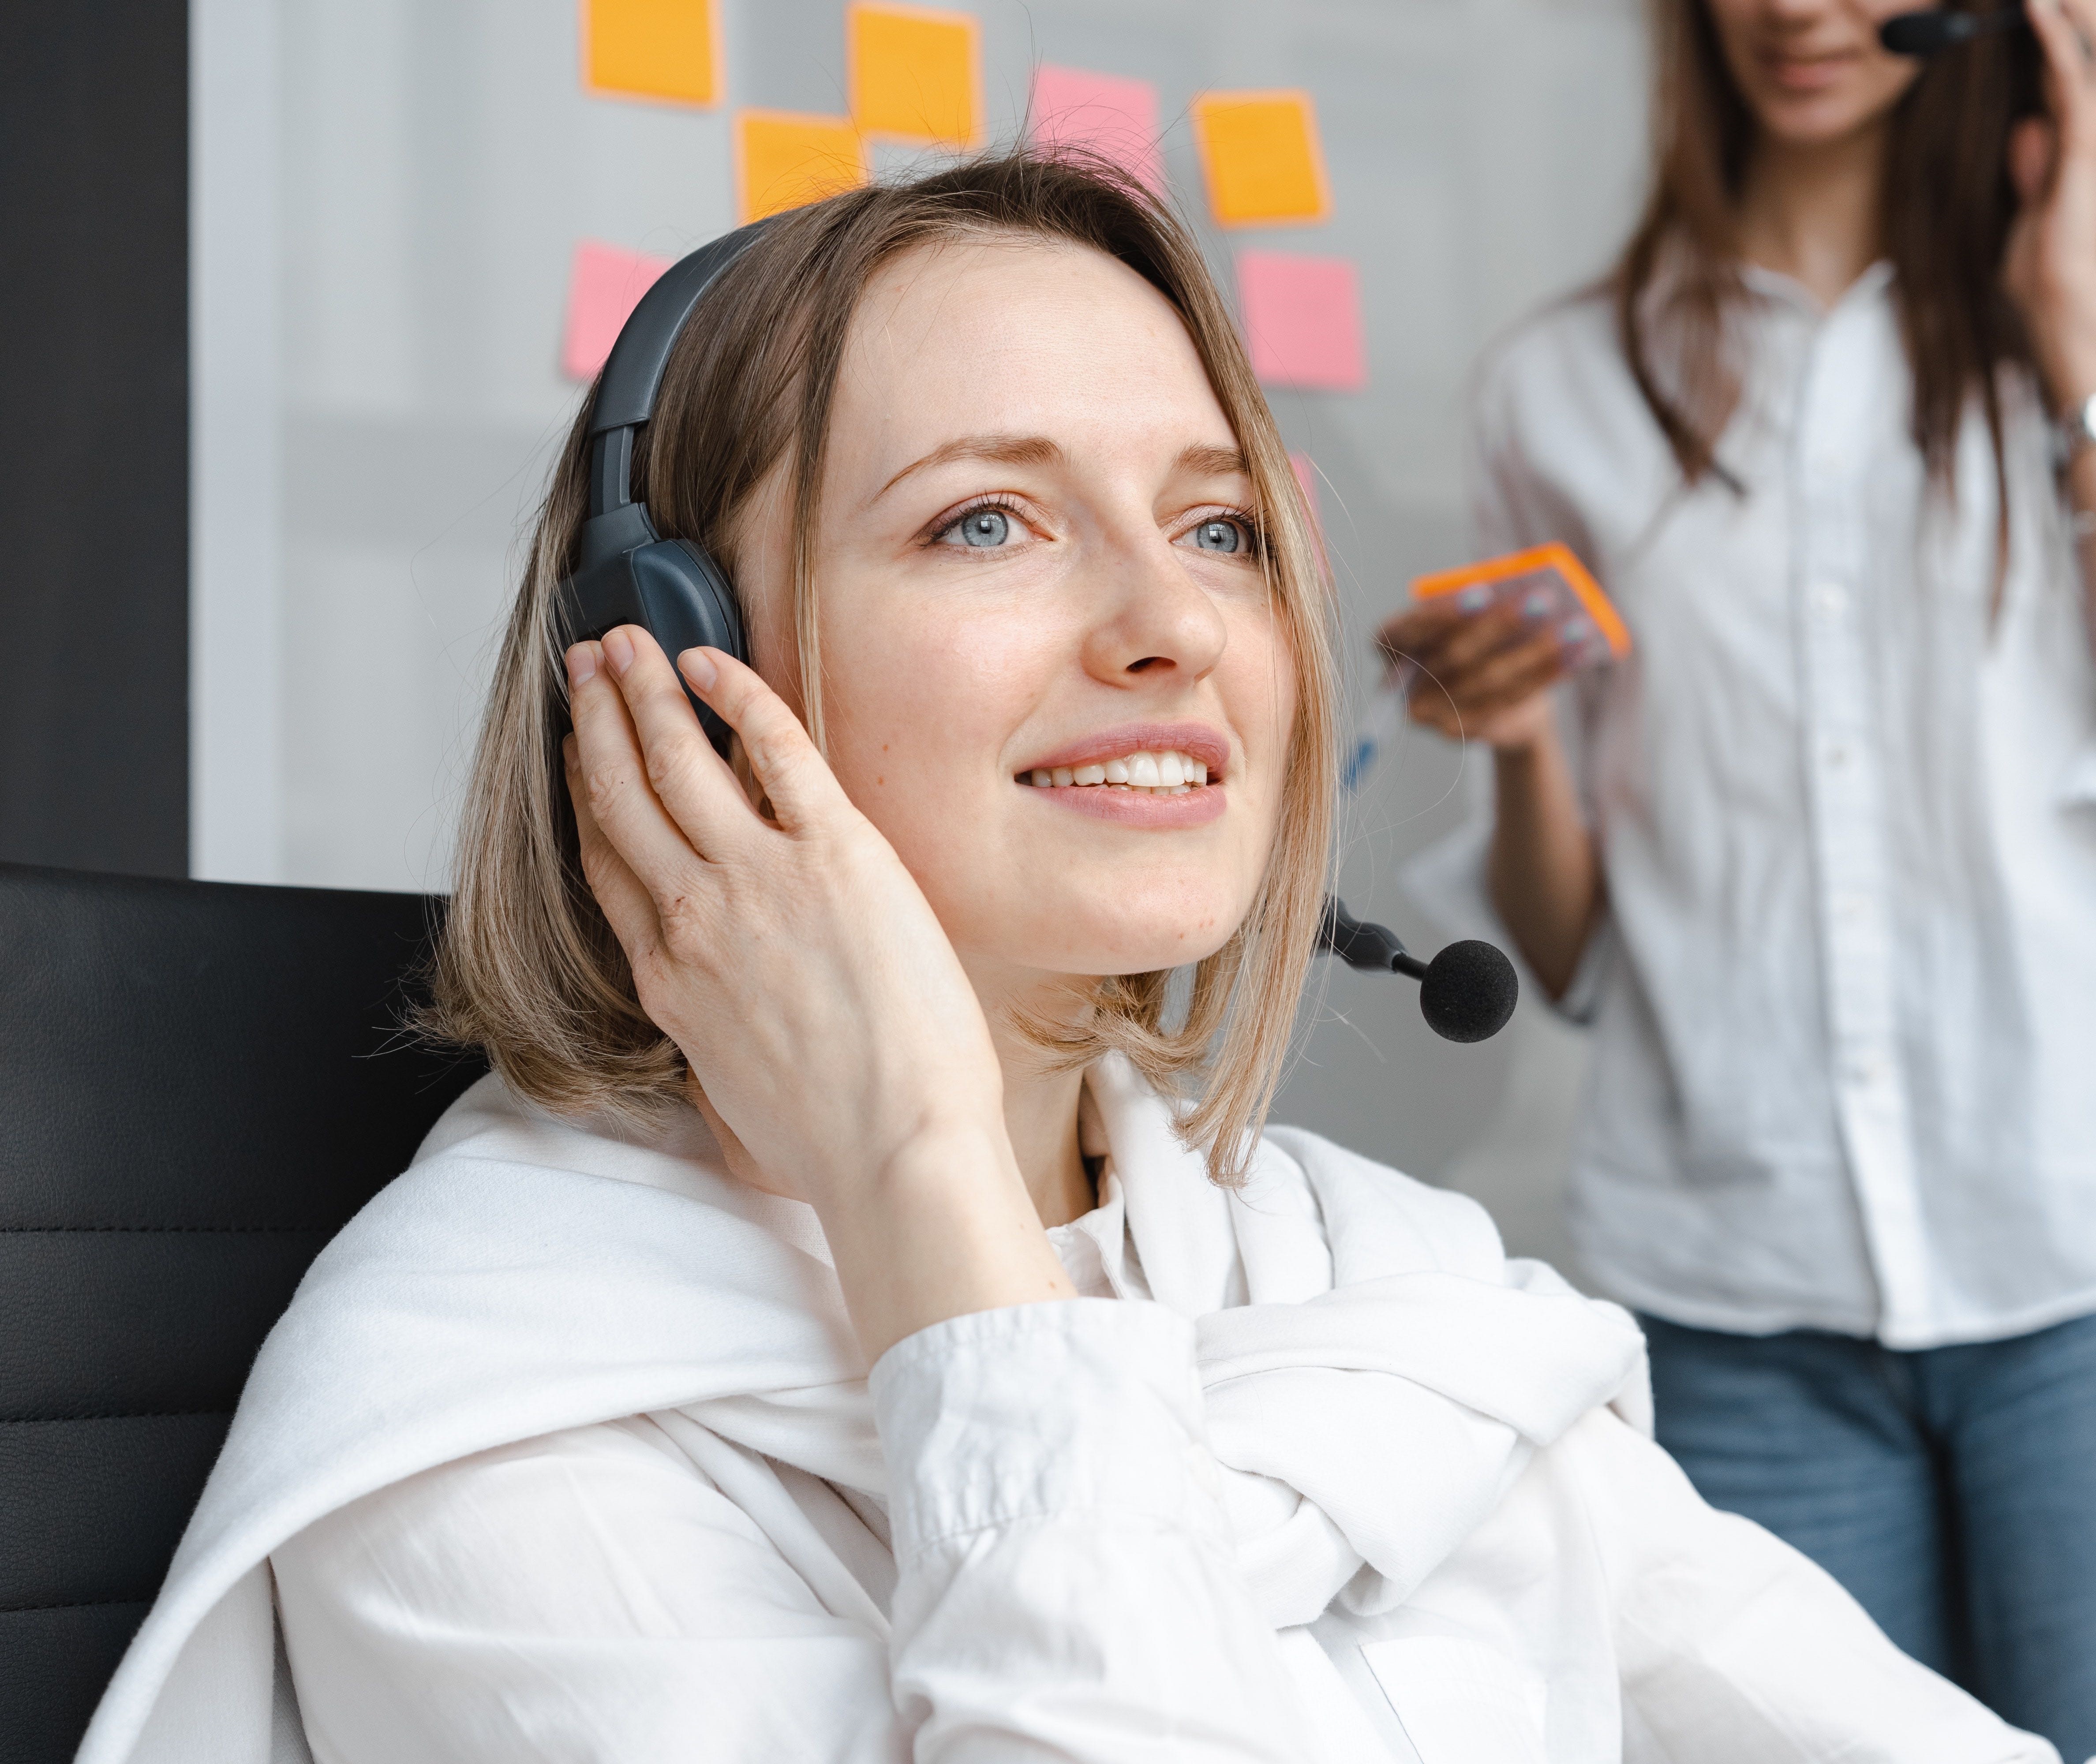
425, 150, 1338, 1185
1615, 0, 2039, 492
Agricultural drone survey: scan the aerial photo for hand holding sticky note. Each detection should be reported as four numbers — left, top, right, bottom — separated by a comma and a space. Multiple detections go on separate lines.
1347, 543, 1629, 791
1408, 543, 1629, 675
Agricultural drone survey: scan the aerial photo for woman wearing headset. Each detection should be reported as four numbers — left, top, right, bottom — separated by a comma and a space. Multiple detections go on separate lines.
82, 157, 2048, 1764
1388, 0, 2096, 1756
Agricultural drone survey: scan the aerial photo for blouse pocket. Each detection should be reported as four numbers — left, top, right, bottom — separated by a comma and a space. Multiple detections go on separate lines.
1359, 1636, 1549, 1764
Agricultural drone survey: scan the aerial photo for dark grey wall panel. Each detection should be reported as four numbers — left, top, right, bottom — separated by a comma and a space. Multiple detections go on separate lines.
0, 6, 188, 877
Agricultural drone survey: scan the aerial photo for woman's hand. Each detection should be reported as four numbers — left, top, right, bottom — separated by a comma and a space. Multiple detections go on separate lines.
1375, 594, 1567, 753
2006, 0, 2096, 412
564, 626, 1074, 1357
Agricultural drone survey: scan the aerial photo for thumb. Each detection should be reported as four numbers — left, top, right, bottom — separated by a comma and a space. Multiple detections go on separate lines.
2010, 115, 2059, 210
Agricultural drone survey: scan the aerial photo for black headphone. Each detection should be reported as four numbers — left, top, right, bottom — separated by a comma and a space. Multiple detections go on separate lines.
552, 218, 1520, 1043
554, 217, 775, 759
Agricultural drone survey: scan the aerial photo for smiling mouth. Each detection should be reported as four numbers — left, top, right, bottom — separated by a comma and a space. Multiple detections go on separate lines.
1017, 747, 1214, 796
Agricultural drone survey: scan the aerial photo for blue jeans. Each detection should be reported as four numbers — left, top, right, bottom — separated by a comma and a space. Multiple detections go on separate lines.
1642, 1310, 2096, 1763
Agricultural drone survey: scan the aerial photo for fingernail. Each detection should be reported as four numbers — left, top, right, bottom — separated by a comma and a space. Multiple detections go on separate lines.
603, 628, 636, 676
566, 643, 597, 688
1457, 585, 1492, 613
1523, 590, 1553, 620
679, 647, 718, 691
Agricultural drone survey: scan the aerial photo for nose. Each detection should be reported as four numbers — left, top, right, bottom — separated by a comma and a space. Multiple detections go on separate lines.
1078, 523, 1232, 689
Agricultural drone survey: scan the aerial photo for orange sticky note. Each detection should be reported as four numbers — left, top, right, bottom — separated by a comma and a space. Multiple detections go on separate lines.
734, 110, 869, 224
562, 241, 674, 381
1031, 66, 1163, 194
849, 3, 982, 146
582, 0, 722, 108
1190, 90, 1331, 228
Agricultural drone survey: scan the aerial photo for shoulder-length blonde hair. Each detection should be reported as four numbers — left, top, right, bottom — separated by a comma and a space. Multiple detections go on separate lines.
426, 149, 1338, 1185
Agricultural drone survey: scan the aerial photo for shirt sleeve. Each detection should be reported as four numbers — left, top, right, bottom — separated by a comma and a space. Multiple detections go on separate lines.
271, 1299, 1314, 1764
1559, 1408, 2061, 1764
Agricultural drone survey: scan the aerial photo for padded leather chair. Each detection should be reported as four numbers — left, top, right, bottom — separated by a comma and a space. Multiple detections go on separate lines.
0, 863, 485, 1763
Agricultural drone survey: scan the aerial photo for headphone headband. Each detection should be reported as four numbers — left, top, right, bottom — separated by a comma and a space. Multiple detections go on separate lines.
577, 216, 777, 564
588, 218, 777, 439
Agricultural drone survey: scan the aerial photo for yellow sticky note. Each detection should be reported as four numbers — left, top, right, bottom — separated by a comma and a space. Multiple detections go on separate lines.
582, 0, 721, 107
849, 3, 982, 146
735, 111, 870, 224
1190, 90, 1331, 228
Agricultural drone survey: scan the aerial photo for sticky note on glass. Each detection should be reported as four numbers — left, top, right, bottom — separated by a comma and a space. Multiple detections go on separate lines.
1237, 251, 1366, 392
562, 241, 673, 381
582, 0, 721, 108
1030, 66, 1163, 194
849, 3, 982, 146
734, 110, 869, 223
1191, 90, 1330, 228
1411, 543, 1631, 673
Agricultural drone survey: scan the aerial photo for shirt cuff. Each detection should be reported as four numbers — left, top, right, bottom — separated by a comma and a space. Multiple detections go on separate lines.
868, 1298, 1224, 1561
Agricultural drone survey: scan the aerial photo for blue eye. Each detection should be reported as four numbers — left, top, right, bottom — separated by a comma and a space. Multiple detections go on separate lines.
947, 508, 1011, 548
1192, 519, 1244, 554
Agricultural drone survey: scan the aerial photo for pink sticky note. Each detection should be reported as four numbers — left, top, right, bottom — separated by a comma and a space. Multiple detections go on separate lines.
1030, 65, 1164, 194
1236, 251, 1366, 393
561, 240, 674, 381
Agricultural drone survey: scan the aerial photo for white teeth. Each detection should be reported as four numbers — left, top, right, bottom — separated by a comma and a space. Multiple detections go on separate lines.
1023, 749, 1213, 791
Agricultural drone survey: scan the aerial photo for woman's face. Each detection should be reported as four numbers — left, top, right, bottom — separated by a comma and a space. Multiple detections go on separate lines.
1704, 0, 1922, 147
733, 237, 1295, 988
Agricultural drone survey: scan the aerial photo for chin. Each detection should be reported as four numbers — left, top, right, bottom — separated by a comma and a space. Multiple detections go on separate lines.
965, 896, 1249, 981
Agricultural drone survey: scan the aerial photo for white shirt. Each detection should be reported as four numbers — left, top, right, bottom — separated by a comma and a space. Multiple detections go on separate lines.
1404, 264, 2096, 1349
99, 1065, 2021, 1764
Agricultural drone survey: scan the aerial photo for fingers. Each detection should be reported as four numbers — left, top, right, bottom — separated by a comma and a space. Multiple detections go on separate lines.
1406, 631, 1564, 740
675, 647, 853, 837
562, 729, 663, 963
568, 640, 722, 913
1377, 597, 1471, 661
2032, 0, 2096, 143
597, 626, 764, 860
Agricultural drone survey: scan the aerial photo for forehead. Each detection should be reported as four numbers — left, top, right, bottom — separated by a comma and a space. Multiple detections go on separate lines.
831, 235, 1238, 475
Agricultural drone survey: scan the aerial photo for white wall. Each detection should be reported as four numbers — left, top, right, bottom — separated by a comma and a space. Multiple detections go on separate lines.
190, 0, 1649, 1261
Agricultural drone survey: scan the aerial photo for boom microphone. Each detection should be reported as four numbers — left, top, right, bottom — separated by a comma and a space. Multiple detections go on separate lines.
1317, 897, 1519, 1043
1879, 1, 2026, 56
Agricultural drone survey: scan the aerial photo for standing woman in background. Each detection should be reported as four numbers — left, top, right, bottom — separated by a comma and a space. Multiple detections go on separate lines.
1387, 0, 2096, 1754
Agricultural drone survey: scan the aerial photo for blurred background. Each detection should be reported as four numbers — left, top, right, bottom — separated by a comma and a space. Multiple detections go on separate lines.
2, 0, 1648, 1271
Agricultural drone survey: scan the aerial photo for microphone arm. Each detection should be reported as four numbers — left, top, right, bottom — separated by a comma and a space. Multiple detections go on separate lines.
1879, 1, 2026, 56
1316, 897, 1521, 1043
1318, 898, 1429, 980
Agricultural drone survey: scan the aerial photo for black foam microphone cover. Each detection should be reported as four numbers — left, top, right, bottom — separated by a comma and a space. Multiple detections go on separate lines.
1418, 940, 1520, 1043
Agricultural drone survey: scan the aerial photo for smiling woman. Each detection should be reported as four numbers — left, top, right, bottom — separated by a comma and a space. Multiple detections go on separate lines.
75, 152, 2058, 1764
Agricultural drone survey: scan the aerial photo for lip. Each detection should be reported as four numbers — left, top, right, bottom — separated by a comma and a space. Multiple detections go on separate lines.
1015, 721, 1231, 780
1029, 781, 1228, 829
1762, 48, 1859, 90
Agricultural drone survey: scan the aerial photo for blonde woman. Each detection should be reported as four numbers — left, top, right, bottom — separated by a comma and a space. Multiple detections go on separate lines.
81, 155, 2048, 1764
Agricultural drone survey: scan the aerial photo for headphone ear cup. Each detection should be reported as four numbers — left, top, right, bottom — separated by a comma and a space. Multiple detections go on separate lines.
631, 539, 747, 758
554, 538, 747, 759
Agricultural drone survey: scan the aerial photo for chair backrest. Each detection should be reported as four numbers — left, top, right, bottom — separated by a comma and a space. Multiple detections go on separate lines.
0, 864, 484, 1763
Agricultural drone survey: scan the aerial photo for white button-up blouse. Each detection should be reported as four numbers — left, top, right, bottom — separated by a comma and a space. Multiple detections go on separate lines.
1404, 265, 2096, 1350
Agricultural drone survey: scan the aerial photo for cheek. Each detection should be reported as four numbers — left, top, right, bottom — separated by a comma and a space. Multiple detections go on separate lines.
816, 598, 1062, 818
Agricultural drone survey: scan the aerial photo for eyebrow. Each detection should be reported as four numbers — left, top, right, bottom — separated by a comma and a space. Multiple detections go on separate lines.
1177, 443, 1250, 480
877, 434, 1067, 499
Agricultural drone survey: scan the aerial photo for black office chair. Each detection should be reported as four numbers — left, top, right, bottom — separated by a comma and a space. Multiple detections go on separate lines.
0, 863, 485, 1763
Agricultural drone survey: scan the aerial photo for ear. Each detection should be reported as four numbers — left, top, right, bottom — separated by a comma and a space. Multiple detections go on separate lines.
2010, 114, 2059, 210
